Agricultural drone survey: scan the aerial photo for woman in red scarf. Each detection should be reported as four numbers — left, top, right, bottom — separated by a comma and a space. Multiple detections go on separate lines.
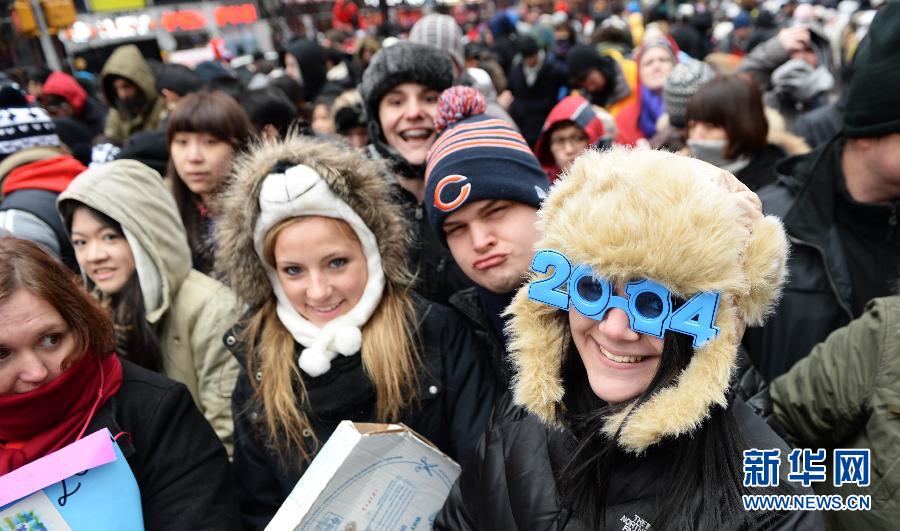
0, 236, 239, 530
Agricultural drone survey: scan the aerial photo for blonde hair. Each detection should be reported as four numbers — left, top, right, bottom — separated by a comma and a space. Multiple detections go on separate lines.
243, 216, 420, 464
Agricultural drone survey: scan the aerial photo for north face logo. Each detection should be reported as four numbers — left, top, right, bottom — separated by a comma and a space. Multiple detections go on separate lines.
620, 513, 651, 531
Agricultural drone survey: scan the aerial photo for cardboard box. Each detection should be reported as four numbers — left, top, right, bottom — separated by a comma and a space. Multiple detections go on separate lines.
267, 421, 461, 531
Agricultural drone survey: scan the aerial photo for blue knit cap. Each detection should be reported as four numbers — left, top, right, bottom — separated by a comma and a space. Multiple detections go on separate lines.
424, 87, 549, 247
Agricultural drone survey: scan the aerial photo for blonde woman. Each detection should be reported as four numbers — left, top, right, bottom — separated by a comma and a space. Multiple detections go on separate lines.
215, 134, 496, 528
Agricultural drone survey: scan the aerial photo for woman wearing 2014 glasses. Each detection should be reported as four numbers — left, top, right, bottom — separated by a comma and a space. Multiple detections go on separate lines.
437, 148, 823, 529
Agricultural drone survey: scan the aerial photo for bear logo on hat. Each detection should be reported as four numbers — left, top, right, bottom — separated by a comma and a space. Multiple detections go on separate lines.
434, 174, 472, 212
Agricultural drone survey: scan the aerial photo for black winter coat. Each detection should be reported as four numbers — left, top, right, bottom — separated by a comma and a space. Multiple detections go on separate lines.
436, 394, 822, 530
394, 185, 473, 306
508, 59, 568, 147
735, 143, 786, 192
228, 297, 497, 529
84, 360, 239, 531
448, 287, 510, 388
744, 135, 886, 381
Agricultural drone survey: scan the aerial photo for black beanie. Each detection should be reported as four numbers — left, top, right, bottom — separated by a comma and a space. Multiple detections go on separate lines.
359, 42, 454, 129
566, 44, 601, 80
844, 1, 900, 138
334, 103, 367, 133
518, 35, 540, 58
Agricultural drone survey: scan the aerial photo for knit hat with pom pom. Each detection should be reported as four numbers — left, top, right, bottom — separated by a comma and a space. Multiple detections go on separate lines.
424, 86, 549, 246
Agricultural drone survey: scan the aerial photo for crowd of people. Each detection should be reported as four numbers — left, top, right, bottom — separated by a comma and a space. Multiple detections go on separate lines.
0, 0, 898, 529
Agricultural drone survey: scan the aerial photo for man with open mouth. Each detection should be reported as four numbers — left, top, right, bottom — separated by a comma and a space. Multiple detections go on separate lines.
360, 42, 473, 306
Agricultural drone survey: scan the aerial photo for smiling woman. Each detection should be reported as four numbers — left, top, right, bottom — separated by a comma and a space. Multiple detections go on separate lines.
214, 134, 496, 529
58, 159, 242, 456
0, 236, 239, 530
266, 216, 369, 328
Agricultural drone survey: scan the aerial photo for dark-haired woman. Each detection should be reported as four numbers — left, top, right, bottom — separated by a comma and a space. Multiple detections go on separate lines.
0, 236, 239, 530
686, 75, 809, 192
166, 90, 253, 275
58, 159, 241, 455
437, 148, 822, 529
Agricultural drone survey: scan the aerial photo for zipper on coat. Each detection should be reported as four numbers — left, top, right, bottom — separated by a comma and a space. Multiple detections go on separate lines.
787, 234, 854, 321
888, 201, 898, 240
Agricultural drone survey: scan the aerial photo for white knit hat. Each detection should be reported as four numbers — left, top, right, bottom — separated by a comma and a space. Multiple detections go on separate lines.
253, 163, 385, 377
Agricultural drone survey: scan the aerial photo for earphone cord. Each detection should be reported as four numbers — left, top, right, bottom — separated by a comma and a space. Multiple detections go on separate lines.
75, 358, 105, 441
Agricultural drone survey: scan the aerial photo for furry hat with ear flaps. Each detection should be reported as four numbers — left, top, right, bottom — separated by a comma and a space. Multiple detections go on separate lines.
505, 147, 788, 454
214, 134, 412, 314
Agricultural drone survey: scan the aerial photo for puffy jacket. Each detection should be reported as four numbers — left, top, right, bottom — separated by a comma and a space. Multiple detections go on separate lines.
0, 147, 85, 269
436, 394, 821, 530
58, 160, 241, 455
771, 296, 900, 531
448, 287, 511, 388
99, 44, 166, 144
84, 360, 239, 531
228, 295, 496, 529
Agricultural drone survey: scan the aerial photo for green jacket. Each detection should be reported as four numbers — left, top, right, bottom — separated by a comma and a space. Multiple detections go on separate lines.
58, 159, 241, 456
99, 44, 166, 144
771, 296, 900, 531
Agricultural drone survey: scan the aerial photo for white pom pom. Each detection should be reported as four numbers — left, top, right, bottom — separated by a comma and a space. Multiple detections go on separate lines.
332, 326, 362, 356
298, 347, 332, 377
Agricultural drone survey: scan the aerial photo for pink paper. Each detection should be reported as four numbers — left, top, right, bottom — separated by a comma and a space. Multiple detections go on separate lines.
0, 428, 116, 507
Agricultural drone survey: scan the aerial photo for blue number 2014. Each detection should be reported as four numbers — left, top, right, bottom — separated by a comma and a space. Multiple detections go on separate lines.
528, 250, 720, 347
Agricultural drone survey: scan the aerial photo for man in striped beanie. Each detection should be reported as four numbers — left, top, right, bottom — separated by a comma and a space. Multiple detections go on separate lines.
425, 86, 550, 386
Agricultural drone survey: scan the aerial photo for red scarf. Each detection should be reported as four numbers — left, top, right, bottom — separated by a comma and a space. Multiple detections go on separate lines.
1, 155, 87, 196
0, 353, 122, 476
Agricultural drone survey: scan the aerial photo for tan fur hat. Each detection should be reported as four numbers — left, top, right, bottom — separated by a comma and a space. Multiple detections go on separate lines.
505, 147, 788, 454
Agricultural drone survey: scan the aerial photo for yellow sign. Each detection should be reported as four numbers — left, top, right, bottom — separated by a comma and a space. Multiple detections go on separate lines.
90, 0, 146, 13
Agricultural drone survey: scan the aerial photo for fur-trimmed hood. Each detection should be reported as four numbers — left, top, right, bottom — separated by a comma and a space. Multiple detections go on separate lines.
214, 134, 411, 310
505, 147, 788, 454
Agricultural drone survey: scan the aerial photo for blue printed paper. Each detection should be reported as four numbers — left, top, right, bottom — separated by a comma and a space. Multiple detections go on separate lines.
0, 430, 144, 530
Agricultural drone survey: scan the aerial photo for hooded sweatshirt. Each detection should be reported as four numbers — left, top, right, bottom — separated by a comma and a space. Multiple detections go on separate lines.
534, 94, 606, 181
41, 71, 107, 137
57, 160, 241, 455
283, 39, 329, 103
99, 45, 166, 144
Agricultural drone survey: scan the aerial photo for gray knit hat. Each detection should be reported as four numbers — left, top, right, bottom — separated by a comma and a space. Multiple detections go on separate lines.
359, 42, 455, 128
663, 60, 715, 129
409, 14, 465, 73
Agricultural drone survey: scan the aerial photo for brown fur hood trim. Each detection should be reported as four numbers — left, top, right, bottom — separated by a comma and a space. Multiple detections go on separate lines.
505, 147, 788, 454
214, 134, 412, 310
